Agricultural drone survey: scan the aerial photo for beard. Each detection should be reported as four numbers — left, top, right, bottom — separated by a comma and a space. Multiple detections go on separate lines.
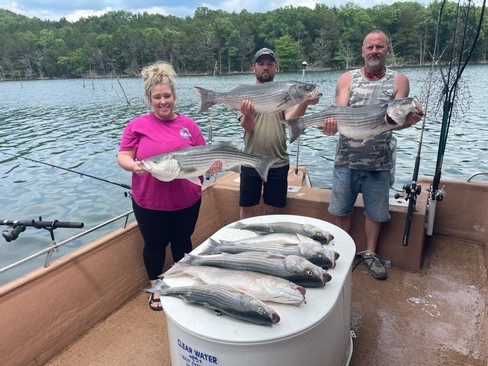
257, 73, 274, 83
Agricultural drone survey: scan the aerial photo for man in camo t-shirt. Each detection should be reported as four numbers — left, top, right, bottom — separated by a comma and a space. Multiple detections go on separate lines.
323, 30, 422, 280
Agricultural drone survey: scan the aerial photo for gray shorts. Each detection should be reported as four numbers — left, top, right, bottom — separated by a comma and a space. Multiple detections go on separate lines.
328, 166, 391, 222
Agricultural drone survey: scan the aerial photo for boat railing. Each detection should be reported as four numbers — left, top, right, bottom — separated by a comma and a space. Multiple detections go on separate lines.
467, 172, 488, 182
0, 210, 134, 275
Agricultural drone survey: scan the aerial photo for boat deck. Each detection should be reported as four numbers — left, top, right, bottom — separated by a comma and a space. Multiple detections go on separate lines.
47, 233, 488, 366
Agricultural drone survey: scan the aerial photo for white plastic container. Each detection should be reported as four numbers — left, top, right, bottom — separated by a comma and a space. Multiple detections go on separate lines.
161, 215, 356, 366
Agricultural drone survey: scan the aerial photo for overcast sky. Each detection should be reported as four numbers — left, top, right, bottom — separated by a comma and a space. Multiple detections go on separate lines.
1, 0, 432, 22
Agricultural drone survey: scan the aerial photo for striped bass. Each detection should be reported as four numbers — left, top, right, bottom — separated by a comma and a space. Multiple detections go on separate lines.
194, 80, 322, 114
208, 232, 324, 246
145, 279, 280, 326
201, 237, 338, 269
181, 252, 331, 288
164, 263, 306, 305
282, 97, 423, 143
141, 142, 278, 185
230, 221, 334, 245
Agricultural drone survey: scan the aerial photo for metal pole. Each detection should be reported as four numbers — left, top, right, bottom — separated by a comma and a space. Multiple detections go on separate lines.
295, 61, 307, 175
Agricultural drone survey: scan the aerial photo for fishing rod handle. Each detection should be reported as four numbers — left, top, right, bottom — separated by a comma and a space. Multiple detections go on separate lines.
0, 219, 84, 229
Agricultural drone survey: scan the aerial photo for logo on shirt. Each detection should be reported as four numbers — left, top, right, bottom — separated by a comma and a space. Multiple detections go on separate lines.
180, 127, 191, 139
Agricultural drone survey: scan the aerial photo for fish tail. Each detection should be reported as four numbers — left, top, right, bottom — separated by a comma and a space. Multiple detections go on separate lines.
284, 118, 305, 143
143, 279, 169, 294
255, 156, 279, 182
194, 86, 215, 113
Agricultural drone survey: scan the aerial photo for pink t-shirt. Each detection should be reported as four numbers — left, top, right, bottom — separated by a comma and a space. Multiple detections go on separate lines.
119, 113, 206, 211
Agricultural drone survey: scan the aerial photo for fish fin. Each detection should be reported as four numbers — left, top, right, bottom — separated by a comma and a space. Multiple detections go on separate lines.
199, 238, 221, 255
140, 160, 152, 172
283, 117, 305, 143
275, 93, 292, 110
229, 165, 241, 174
253, 156, 279, 182
295, 233, 310, 243
194, 86, 215, 113
180, 253, 198, 265
229, 221, 246, 230
185, 176, 202, 186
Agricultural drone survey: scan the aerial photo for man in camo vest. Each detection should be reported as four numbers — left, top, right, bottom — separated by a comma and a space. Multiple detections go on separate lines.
323, 30, 422, 280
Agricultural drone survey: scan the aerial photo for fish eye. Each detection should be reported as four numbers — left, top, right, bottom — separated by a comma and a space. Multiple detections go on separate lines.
307, 270, 314, 276
257, 306, 265, 315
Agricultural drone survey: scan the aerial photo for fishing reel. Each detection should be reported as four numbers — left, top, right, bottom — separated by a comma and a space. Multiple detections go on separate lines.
394, 182, 421, 201
433, 186, 445, 201
2, 224, 26, 242
403, 182, 422, 198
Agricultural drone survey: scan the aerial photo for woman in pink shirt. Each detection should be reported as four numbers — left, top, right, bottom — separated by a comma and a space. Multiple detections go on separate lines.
117, 61, 220, 311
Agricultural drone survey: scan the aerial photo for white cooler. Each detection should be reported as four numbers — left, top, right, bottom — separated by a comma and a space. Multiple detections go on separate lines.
160, 214, 356, 366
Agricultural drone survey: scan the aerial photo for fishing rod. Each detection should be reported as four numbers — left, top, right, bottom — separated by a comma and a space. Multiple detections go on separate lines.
294, 61, 308, 175
3, 152, 132, 190
400, 0, 485, 244
426, 0, 485, 236
1, 218, 84, 242
399, 7, 442, 246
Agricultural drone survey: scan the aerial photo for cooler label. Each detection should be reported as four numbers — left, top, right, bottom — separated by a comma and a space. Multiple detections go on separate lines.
176, 338, 219, 365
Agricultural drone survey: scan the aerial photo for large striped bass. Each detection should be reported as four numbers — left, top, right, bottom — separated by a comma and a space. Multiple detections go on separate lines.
194, 80, 322, 114
181, 252, 331, 288
141, 142, 278, 185
230, 221, 334, 245
282, 97, 423, 143
145, 279, 280, 326
164, 263, 306, 305
201, 237, 338, 269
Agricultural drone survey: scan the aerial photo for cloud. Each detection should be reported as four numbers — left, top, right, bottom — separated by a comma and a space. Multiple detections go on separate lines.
0, 0, 433, 22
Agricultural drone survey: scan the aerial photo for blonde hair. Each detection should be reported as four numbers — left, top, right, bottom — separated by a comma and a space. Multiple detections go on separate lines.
141, 61, 177, 100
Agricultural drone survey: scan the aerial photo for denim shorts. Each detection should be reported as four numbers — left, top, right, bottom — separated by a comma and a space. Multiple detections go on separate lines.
239, 164, 289, 208
328, 166, 391, 222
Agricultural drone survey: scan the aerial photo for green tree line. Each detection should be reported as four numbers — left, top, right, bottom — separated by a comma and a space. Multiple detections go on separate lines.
0, 1, 487, 80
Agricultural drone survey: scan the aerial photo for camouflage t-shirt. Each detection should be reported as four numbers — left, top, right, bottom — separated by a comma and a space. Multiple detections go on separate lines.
334, 68, 395, 171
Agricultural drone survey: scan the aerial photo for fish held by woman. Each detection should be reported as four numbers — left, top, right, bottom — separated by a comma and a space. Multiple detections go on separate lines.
194, 80, 322, 114
230, 221, 334, 245
145, 279, 280, 326
283, 96, 423, 143
164, 263, 306, 305
181, 252, 331, 288
141, 142, 278, 185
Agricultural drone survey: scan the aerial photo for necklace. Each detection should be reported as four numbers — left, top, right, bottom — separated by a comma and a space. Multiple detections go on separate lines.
363, 68, 386, 80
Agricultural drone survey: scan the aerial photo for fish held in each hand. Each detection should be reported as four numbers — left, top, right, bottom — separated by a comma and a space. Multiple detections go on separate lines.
164, 263, 306, 305
230, 221, 334, 245
145, 279, 280, 325
283, 96, 423, 143
141, 142, 278, 185
181, 252, 331, 288
201, 237, 338, 269
194, 80, 322, 114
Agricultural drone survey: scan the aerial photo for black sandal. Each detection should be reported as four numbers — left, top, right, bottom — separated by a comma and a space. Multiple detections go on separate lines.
148, 293, 163, 311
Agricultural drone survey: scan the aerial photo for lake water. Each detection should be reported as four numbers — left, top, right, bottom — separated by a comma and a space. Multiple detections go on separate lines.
1, 65, 487, 285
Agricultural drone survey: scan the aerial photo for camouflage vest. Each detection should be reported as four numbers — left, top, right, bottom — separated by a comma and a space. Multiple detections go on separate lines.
334, 68, 395, 171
